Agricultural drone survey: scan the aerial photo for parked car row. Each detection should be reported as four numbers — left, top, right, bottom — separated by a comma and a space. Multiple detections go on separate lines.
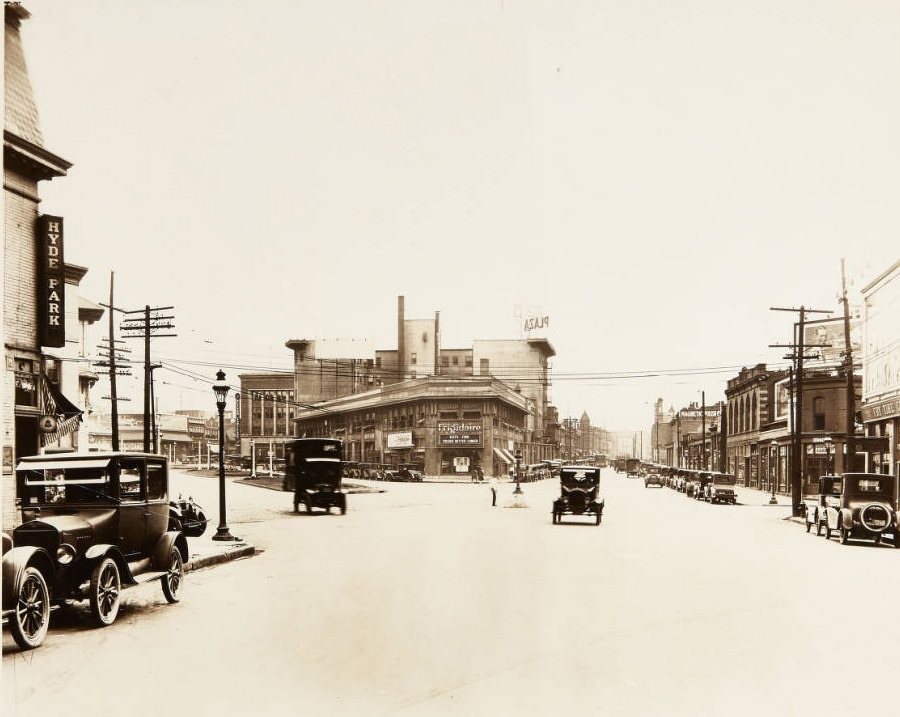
630, 463, 738, 505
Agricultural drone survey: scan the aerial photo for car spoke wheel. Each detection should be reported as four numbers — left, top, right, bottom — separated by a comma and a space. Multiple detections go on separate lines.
10, 566, 51, 650
161, 548, 184, 603
90, 557, 121, 627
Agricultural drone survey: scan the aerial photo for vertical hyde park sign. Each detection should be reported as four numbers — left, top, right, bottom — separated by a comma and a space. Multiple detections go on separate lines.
38, 215, 65, 348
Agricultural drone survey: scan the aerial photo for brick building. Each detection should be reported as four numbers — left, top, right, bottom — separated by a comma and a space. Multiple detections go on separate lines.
3, 4, 75, 526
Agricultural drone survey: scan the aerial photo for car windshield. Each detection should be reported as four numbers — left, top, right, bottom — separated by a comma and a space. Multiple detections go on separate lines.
713, 476, 735, 485
20, 467, 114, 505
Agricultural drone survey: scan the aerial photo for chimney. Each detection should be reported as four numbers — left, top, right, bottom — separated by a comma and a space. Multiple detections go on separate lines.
397, 295, 405, 380
434, 311, 441, 376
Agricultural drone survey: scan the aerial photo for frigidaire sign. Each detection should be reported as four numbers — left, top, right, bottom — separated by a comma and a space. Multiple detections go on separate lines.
437, 421, 483, 447
38, 215, 65, 348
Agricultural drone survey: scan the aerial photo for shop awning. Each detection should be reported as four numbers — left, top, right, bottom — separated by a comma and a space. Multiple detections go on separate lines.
493, 447, 512, 464
500, 448, 516, 464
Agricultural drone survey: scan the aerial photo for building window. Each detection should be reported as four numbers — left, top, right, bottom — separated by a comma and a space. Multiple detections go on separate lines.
465, 356, 473, 367
15, 359, 38, 407
442, 356, 450, 367
452, 356, 459, 366
813, 397, 826, 430
480, 358, 489, 375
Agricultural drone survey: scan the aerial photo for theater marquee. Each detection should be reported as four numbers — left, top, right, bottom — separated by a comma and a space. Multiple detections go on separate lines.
38, 215, 65, 348
437, 421, 483, 447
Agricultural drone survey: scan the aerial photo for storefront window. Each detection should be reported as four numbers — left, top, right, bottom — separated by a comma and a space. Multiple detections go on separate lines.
15, 359, 38, 407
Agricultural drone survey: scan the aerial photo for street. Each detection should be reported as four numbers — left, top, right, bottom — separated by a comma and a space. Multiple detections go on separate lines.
4, 469, 900, 717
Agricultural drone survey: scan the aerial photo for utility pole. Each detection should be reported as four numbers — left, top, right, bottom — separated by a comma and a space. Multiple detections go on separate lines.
771, 304, 832, 516
121, 305, 176, 452
95, 272, 132, 450
701, 390, 707, 470
840, 258, 857, 470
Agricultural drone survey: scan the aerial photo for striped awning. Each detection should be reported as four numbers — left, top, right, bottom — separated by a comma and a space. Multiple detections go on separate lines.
493, 447, 512, 464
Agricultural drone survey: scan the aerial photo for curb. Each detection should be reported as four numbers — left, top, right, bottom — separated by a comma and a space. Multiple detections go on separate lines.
185, 543, 256, 572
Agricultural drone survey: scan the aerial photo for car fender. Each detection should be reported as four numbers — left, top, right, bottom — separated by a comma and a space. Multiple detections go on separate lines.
152, 531, 189, 570
2, 546, 55, 610
84, 544, 135, 584
839, 509, 854, 530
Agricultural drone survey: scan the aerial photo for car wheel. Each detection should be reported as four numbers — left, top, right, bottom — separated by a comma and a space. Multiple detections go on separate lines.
161, 547, 184, 604
305, 495, 313, 513
815, 517, 822, 536
340, 498, 347, 516
893, 534, 900, 549
89, 557, 121, 627
10, 566, 51, 650
595, 511, 601, 526
840, 528, 850, 545
293, 499, 299, 513
874, 534, 882, 546
825, 525, 832, 539
805, 517, 812, 533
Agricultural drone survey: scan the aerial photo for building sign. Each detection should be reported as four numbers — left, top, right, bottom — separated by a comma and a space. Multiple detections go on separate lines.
679, 410, 720, 419
861, 396, 900, 423
38, 215, 65, 347
437, 421, 483, 447
803, 317, 861, 369
774, 378, 792, 420
523, 315, 550, 333
387, 431, 413, 449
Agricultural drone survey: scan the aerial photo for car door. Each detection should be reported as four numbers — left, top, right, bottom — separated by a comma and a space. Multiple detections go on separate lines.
117, 459, 148, 558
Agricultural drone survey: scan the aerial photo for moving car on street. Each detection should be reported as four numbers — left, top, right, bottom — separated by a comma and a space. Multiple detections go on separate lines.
552, 465, 604, 525
2, 452, 189, 650
283, 438, 346, 514
644, 472, 663, 488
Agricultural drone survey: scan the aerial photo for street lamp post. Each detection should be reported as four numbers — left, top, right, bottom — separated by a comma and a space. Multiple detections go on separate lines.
212, 370, 239, 542
514, 450, 523, 494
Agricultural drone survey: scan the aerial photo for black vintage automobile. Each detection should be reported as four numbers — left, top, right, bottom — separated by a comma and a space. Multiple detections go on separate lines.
2, 452, 189, 650
283, 438, 346, 514
552, 465, 604, 525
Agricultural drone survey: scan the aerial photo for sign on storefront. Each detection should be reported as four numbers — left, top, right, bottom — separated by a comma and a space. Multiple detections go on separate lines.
437, 421, 483, 447
38, 215, 65, 348
387, 431, 413, 449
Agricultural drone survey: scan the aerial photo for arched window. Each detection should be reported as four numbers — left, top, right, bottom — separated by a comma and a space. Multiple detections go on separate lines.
751, 393, 757, 430
813, 397, 826, 430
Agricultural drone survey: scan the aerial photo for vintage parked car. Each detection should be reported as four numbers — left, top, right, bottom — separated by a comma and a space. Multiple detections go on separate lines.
552, 465, 604, 525
805, 473, 900, 546
704, 473, 737, 504
168, 494, 208, 537
644, 473, 663, 488
283, 438, 346, 514
2, 452, 189, 650
688, 472, 713, 500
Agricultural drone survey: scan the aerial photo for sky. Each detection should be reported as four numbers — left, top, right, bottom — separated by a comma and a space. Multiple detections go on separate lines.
17, 0, 900, 430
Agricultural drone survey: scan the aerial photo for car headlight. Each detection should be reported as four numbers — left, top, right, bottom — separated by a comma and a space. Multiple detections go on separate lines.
56, 543, 76, 565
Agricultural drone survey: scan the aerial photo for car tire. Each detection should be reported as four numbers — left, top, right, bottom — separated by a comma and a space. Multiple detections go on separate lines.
805, 518, 812, 533
305, 494, 313, 513
89, 557, 121, 627
840, 527, 850, 545
161, 547, 183, 604
825, 525, 832, 539
815, 517, 822, 536
595, 511, 601, 526
10, 566, 51, 650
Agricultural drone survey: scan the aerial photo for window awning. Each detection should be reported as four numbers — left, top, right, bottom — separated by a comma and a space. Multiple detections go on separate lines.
500, 448, 516, 464
493, 447, 512, 464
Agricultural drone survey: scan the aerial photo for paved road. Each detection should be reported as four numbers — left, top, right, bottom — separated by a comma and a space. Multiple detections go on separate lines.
5, 470, 900, 716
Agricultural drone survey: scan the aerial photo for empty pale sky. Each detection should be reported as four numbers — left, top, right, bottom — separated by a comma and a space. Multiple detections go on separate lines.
17, 0, 900, 429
